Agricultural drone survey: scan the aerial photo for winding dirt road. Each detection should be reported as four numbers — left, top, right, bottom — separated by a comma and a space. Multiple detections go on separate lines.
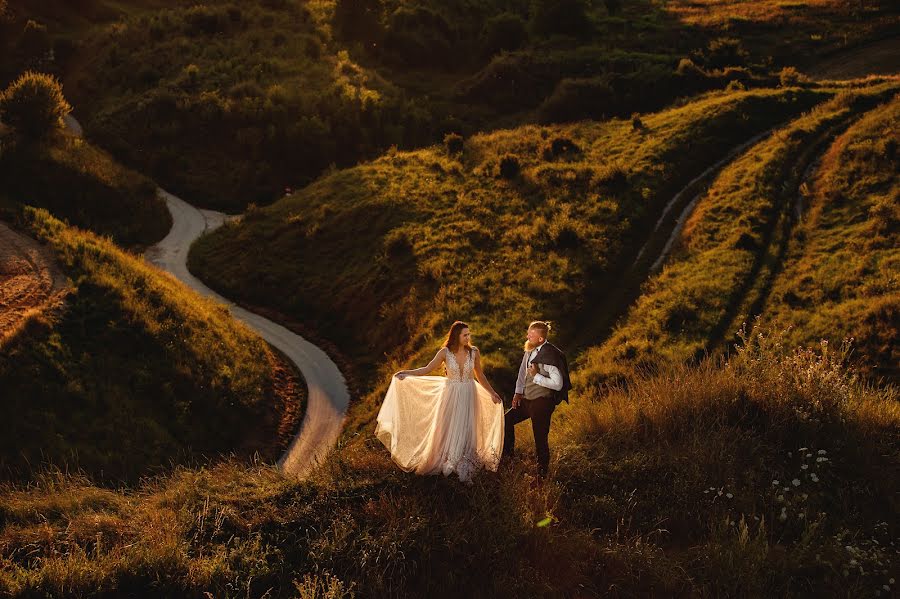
144, 190, 350, 478
60, 115, 348, 477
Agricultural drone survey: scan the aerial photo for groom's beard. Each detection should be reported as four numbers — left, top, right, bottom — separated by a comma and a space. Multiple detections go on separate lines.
523, 340, 539, 352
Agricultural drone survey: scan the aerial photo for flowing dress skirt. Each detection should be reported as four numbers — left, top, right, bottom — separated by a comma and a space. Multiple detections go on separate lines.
375, 376, 504, 482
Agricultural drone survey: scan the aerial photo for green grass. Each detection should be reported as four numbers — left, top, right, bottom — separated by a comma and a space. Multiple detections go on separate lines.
0, 207, 302, 483
189, 86, 834, 405
575, 81, 900, 392
761, 94, 899, 381
0, 131, 170, 249
0, 327, 896, 597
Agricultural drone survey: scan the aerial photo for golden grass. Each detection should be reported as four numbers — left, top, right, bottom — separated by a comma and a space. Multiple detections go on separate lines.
575, 81, 899, 391
1, 326, 896, 597
0, 208, 297, 482
761, 93, 899, 380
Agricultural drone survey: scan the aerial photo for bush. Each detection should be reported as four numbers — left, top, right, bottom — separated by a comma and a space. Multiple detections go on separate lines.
530, 0, 593, 38
0, 71, 71, 140
444, 132, 464, 155
481, 12, 528, 56
499, 154, 521, 179
18, 19, 50, 59
384, 228, 414, 257
702, 37, 749, 69
384, 6, 455, 67
542, 136, 582, 160
603, 0, 622, 15
538, 76, 614, 123
333, 0, 384, 45
631, 113, 644, 131
779, 66, 810, 87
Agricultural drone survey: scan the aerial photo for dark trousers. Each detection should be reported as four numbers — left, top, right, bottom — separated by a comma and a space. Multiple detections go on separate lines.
502, 396, 556, 476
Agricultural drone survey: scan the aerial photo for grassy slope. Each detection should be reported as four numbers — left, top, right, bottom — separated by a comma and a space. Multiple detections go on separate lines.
190, 86, 831, 398
0, 330, 896, 597
761, 94, 899, 381
575, 81, 899, 391
0, 208, 302, 483
0, 131, 170, 249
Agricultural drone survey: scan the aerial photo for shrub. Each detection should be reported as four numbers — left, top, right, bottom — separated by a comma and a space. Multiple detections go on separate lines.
541, 136, 582, 160
603, 0, 622, 14
0, 71, 71, 140
444, 132, 464, 155
384, 6, 455, 67
779, 66, 810, 87
481, 12, 528, 56
529, 0, 593, 37
537, 76, 614, 123
384, 228, 414, 257
703, 37, 749, 69
333, 0, 384, 45
593, 161, 628, 192
631, 113, 644, 131
18, 19, 50, 59
726, 80, 746, 91
499, 154, 521, 179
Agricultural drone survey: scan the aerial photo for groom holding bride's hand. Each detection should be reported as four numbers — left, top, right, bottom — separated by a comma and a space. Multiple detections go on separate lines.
502, 321, 571, 478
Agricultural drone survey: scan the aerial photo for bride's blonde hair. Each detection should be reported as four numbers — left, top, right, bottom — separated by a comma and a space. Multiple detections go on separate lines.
523, 321, 551, 351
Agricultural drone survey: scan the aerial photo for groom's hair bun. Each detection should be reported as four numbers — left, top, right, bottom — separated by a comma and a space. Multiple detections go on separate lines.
529, 321, 551, 338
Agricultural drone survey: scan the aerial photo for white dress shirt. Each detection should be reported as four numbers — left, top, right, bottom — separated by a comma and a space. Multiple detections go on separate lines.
514, 341, 563, 395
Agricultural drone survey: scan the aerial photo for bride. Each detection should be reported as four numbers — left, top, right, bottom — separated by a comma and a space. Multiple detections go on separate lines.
375, 321, 505, 482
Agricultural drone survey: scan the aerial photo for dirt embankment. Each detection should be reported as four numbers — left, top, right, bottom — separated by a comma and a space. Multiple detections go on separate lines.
0, 222, 68, 346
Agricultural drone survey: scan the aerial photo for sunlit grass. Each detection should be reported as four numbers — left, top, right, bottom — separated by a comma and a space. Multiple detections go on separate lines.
0, 208, 299, 482
575, 81, 899, 391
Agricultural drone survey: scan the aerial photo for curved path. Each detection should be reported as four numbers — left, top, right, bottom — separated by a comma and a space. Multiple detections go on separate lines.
62, 114, 348, 478
145, 190, 349, 477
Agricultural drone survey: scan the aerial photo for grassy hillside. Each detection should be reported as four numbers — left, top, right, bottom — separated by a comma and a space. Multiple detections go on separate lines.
190, 86, 834, 393
5, 0, 895, 209
575, 81, 899, 391
0, 130, 170, 249
0, 328, 896, 597
761, 94, 899, 381
0, 208, 303, 483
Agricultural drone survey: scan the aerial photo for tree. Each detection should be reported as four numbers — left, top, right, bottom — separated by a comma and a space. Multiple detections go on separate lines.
0, 71, 72, 140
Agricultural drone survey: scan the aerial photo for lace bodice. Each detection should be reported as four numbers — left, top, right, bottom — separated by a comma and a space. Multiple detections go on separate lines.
445, 347, 474, 382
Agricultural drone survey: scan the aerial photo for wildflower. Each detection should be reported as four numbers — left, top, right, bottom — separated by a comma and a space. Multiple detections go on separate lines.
799, 447, 808, 452
816, 457, 828, 462
811, 473, 819, 482
817, 450, 826, 455
801, 464, 808, 470
884, 585, 891, 592
726, 493, 733, 499
806, 453, 813, 458
777, 495, 784, 502
792, 479, 801, 486
890, 578, 895, 584
704, 489, 710, 494
717, 490, 723, 496
772, 480, 780, 486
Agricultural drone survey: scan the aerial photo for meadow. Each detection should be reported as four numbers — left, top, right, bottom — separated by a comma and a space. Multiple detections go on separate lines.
761, 94, 899, 381
575, 80, 899, 390
0, 326, 896, 597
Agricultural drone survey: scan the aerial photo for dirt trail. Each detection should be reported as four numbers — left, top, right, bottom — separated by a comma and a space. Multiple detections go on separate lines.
0, 222, 68, 344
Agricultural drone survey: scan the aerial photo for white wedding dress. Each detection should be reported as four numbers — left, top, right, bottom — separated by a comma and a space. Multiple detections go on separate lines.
375, 347, 505, 482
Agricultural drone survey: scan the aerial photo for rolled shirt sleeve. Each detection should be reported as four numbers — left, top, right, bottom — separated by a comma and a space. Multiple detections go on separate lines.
533, 364, 563, 391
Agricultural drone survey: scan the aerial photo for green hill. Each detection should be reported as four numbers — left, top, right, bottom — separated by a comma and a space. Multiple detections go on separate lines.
0, 130, 170, 249
761, 94, 899, 381
189, 85, 838, 394
575, 81, 899, 390
0, 208, 303, 483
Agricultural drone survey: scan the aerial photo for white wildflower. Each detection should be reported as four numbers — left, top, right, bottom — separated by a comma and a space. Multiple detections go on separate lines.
801, 464, 808, 470
726, 493, 733, 499
811, 473, 819, 482
884, 585, 891, 592
792, 479, 801, 486
772, 480, 780, 486
817, 449, 826, 455
799, 447, 808, 452
890, 578, 895, 584
806, 453, 813, 458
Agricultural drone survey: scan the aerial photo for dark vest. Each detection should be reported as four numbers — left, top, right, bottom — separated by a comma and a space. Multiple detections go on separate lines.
529, 342, 572, 404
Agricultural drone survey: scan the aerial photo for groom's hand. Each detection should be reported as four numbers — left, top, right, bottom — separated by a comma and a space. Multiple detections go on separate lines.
512, 393, 524, 409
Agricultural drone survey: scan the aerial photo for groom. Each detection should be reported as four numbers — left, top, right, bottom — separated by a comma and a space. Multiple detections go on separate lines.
502, 320, 571, 478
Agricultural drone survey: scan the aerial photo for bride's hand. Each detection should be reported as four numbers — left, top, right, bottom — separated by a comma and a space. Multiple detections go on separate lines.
491, 392, 502, 404
394, 371, 408, 380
